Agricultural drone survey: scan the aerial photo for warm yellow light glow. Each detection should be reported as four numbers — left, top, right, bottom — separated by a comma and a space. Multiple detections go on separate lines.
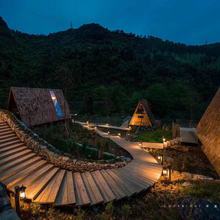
138, 142, 142, 146
158, 156, 161, 160
118, 133, 121, 136
20, 191, 26, 199
162, 169, 167, 175
106, 123, 109, 126
162, 138, 166, 142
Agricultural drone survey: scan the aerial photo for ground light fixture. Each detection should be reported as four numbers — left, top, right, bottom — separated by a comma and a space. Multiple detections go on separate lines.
157, 155, 163, 164
138, 142, 143, 146
19, 185, 26, 199
118, 133, 121, 137
162, 166, 172, 181
14, 185, 26, 217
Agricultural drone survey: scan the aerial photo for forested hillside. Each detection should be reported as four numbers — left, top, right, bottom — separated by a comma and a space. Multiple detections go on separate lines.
0, 16, 219, 121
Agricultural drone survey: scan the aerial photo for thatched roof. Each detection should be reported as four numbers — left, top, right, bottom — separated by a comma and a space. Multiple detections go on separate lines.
197, 88, 220, 176
129, 99, 155, 127
8, 87, 70, 127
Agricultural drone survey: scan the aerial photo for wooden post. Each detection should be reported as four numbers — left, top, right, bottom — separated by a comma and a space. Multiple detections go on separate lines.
14, 186, 20, 217
168, 166, 172, 181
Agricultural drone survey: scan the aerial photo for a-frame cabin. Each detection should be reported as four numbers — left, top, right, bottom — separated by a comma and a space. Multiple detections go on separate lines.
129, 99, 155, 127
197, 88, 220, 176
8, 87, 70, 127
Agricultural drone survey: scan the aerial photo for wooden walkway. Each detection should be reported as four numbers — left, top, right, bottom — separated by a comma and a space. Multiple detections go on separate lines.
0, 120, 162, 206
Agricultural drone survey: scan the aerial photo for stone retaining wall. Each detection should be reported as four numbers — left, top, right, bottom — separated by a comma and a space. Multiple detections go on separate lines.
0, 109, 127, 172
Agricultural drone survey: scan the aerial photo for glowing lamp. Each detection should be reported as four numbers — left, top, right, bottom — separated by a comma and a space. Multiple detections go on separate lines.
162, 166, 172, 181
118, 133, 121, 137
20, 185, 26, 199
162, 137, 166, 142
162, 168, 168, 176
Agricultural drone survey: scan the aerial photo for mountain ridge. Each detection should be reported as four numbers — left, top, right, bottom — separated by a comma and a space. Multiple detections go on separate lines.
0, 16, 219, 120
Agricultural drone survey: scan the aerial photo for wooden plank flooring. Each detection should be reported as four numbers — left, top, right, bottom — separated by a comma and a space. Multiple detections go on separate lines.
0, 119, 162, 206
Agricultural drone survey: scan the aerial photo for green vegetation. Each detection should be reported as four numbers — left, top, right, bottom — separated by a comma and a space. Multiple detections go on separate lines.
22, 180, 220, 220
0, 17, 220, 122
33, 122, 129, 161
181, 181, 220, 204
133, 129, 172, 142
147, 145, 219, 178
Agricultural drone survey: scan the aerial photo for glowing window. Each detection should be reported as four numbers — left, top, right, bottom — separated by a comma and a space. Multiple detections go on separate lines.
50, 90, 63, 117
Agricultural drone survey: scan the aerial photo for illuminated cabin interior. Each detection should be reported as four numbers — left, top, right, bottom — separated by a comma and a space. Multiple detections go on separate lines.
129, 99, 155, 127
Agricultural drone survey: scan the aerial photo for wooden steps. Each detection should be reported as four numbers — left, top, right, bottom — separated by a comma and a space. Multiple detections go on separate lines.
0, 133, 17, 140
100, 169, 127, 200
74, 172, 90, 206
25, 167, 59, 200
0, 139, 21, 148
8, 164, 54, 191
0, 131, 15, 137
0, 156, 42, 181
35, 169, 66, 203
0, 149, 32, 167
105, 169, 134, 197
0, 119, 162, 206
0, 145, 28, 159
55, 171, 76, 205
0, 153, 37, 174
91, 170, 115, 203
0, 136, 18, 144
0, 143, 25, 153
3, 160, 47, 187
81, 172, 103, 205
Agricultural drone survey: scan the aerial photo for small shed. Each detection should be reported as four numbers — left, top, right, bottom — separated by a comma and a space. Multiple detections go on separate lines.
197, 88, 220, 176
129, 99, 155, 127
180, 127, 198, 144
8, 87, 70, 127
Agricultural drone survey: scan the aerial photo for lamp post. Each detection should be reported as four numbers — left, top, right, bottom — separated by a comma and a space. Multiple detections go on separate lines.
14, 185, 26, 217
162, 166, 172, 181
157, 155, 163, 164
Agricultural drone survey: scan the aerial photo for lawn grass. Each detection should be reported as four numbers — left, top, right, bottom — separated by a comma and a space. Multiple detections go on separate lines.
133, 129, 172, 143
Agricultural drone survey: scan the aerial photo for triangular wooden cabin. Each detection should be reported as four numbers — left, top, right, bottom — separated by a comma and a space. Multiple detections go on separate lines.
129, 99, 155, 127
197, 88, 220, 176
8, 87, 70, 127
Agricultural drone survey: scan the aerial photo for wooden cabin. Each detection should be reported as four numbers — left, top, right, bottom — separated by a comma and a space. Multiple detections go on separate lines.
197, 88, 220, 176
8, 87, 70, 127
129, 99, 155, 127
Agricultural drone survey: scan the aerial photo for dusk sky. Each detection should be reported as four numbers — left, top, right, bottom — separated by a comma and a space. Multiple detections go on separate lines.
0, 0, 219, 45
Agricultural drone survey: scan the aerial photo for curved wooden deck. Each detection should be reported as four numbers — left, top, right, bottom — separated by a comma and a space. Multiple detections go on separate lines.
0, 120, 162, 206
